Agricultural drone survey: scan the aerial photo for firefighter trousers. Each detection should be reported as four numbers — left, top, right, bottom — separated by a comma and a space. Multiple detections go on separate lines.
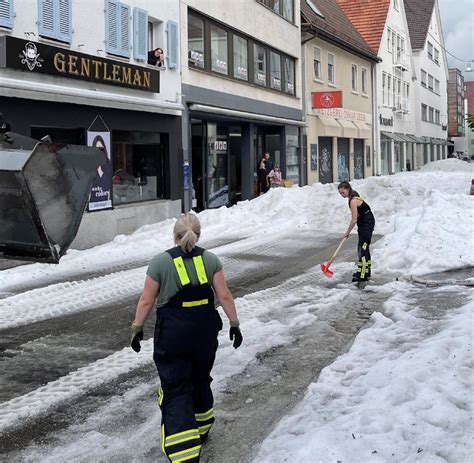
356, 215, 375, 281
153, 307, 222, 462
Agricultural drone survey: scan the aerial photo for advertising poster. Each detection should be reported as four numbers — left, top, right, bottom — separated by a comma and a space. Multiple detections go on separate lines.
87, 115, 113, 211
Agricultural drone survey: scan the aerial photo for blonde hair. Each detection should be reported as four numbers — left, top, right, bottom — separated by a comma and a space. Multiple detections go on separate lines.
173, 213, 201, 253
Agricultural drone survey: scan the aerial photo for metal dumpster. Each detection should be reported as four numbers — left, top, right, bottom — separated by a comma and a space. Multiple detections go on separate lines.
0, 131, 105, 263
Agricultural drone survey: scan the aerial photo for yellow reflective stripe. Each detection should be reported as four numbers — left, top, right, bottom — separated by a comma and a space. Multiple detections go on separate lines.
173, 257, 191, 286
198, 423, 213, 434
158, 387, 164, 407
165, 429, 200, 447
161, 424, 166, 455
360, 256, 367, 279
193, 256, 208, 284
195, 408, 214, 421
169, 444, 201, 462
362, 242, 368, 250
182, 299, 209, 308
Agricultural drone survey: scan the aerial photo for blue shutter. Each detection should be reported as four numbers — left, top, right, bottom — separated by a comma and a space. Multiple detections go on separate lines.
166, 20, 178, 69
57, 0, 72, 43
133, 7, 147, 61
105, 0, 119, 54
118, 2, 130, 57
0, 0, 14, 29
38, 0, 57, 39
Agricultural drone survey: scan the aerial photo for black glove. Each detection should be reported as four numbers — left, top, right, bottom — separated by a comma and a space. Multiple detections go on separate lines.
130, 323, 144, 353
229, 322, 243, 349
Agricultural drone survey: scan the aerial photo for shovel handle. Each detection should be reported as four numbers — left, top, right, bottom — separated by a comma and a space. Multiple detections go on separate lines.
326, 236, 348, 267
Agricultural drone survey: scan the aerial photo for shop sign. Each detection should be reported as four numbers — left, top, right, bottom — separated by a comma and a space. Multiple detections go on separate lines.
314, 108, 369, 123
379, 115, 393, 126
312, 91, 343, 109
1, 36, 159, 92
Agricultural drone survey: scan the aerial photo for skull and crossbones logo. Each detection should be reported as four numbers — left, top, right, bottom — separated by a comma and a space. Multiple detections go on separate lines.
20, 42, 44, 71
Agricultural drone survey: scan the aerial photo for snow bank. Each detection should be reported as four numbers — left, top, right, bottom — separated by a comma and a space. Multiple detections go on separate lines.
255, 286, 474, 463
419, 158, 474, 172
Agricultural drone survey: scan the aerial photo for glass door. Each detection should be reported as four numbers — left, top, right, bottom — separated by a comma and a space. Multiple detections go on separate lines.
207, 123, 229, 208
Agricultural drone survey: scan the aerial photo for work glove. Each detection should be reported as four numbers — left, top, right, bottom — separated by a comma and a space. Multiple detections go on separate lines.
229, 320, 243, 349
130, 322, 144, 353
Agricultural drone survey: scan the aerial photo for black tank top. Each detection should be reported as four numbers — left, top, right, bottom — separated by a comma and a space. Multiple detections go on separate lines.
349, 191, 372, 216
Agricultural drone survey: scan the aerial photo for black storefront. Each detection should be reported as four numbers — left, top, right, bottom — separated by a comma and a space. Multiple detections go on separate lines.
0, 36, 182, 208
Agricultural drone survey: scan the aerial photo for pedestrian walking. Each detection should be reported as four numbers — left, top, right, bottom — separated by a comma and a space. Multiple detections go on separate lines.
130, 213, 243, 462
337, 181, 375, 283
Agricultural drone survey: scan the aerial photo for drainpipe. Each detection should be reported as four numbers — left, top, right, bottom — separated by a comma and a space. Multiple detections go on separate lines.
301, 37, 307, 185
371, 61, 380, 176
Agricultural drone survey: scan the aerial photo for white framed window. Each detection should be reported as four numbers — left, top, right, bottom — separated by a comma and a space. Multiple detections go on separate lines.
392, 30, 396, 55
387, 74, 392, 106
393, 0, 399, 11
0, 0, 14, 28
428, 106, 434, 122
421, 69, 427, 87
361, 67, 368, 95
270, 51, 281, 90
397, 78, 401, 108
434, 78, 440, 94
428, 74, 434, 91
428, 41, 433, 60
382, 72, 386, 105
387, 27, 392, 52
434, 48, 440, 65
351, 64, 358, 91
313, 46, 322, 80
328, 52, 335, 83
421, 103, 427, 121
435, 110, 440, 124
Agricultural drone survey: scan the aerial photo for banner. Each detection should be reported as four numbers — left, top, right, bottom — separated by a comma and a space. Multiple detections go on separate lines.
87, 116, 113, 211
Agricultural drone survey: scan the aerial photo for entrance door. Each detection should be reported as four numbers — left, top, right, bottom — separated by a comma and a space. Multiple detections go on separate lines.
318, 137, 333, 184
207, 123, 229, 208
337, 138, 349, 182
229, 128, 242, 205
354, 139, 364, 179
191, 121, 205, 211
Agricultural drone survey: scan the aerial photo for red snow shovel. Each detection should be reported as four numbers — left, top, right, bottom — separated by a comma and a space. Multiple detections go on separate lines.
320, 236, 348, 278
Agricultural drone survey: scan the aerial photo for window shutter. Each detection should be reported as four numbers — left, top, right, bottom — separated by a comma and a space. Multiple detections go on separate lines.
57, 0, 72, 43
0, 0, 14, 28
105, 0, 119, 54
119, 2, 130, 57
166, 20, 178, 69
133, 7, 147, 61
38, 0, 57, 39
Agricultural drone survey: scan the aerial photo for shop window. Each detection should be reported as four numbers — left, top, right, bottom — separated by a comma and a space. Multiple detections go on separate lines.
211, 25, 228, 75
0, 0, 14, 28
38, 0, 72, 43
270, 51, 281, 90
284, 57, 295, 94
313, 47, 321, 80
188, 13, 204, 68
112, 131, 167, 205
207, 124, 229, 208
254, 44, 266, 86
328, 52, 335, 84
233, 35, 248, 80
133, 7, 148, 61
105, 0, 130, 58
351, 64, 358, 92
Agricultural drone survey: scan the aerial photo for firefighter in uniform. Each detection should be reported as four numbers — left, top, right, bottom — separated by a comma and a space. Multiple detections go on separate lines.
338, 181, 375, 282
130, 213, 243, 462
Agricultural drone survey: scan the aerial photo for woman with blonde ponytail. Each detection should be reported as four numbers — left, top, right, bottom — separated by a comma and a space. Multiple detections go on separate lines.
130, 212, 242, 462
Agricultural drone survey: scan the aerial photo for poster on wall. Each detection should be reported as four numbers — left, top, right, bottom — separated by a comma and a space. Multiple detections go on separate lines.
310, 144, 318, 171
87, 115, 113, 211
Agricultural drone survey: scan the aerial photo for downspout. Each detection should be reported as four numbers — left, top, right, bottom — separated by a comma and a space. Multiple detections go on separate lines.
372, 61, 380, 175
301, 34, 307, 186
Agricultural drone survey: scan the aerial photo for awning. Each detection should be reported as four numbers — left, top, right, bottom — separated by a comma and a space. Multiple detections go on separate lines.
395, 133, 414, 142
446, 139, 454, 146
430, 137, 443, 145
189, 104, 306, 126
352, 120, 371, 139
337, 119, 358, 138
405, 134, 423, 143
317, 115, 341, 137
381, 131, 405, 142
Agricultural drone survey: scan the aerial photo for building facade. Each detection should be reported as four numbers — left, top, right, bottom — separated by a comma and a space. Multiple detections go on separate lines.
181, 0, 304, 211
0, 0, 183, 248
301, 0, 379, 185
448, 68, 467, 154
464, 81, 474, 156
405, 0, 450, 167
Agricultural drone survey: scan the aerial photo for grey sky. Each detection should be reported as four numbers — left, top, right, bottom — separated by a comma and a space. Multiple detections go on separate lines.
438, 0, 474, 81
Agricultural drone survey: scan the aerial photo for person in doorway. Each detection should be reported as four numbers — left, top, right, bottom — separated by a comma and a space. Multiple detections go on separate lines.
257, 156, 268, 195
130, 213, 242, 462
338, 181, 375, 283
267, 164, 283, 188
263, 152, 274, 177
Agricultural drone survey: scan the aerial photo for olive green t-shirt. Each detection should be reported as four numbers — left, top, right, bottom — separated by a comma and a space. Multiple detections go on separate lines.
146, 248, 223, 308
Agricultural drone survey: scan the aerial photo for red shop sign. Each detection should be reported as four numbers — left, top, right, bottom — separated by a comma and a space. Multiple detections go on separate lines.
312, 91, 343, 109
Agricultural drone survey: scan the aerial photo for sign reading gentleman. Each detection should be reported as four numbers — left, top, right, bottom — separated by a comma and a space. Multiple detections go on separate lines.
1, 36, 159, 92
87, 116, 113, 212
312, 91, 343, 109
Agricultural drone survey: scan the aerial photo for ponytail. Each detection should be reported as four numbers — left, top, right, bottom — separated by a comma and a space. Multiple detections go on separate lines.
173, 213, 201, 253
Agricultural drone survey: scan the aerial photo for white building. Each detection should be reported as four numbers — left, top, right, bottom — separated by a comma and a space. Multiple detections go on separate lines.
0, 0, 183, 248
405, 0, 450, 167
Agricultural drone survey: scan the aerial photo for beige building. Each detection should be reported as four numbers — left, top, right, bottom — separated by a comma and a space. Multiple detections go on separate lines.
180, 0, 304, 210
301, 0, 379, 184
